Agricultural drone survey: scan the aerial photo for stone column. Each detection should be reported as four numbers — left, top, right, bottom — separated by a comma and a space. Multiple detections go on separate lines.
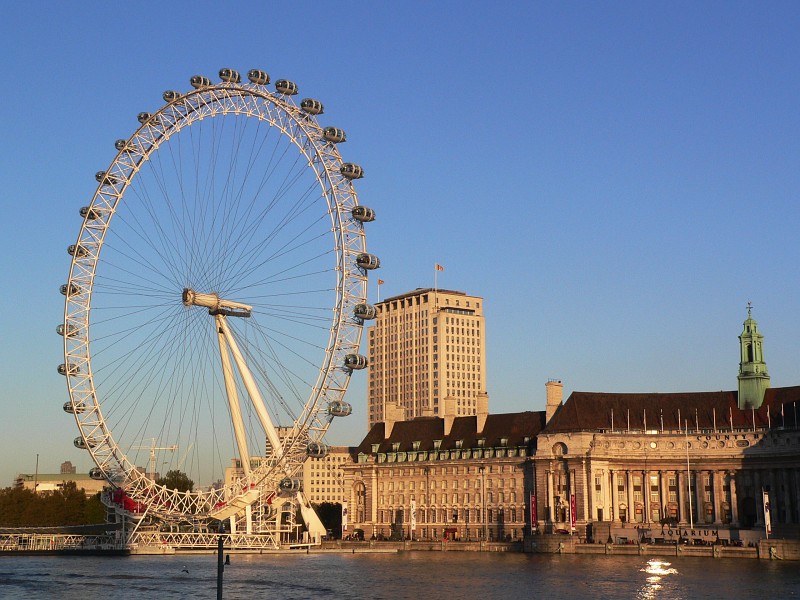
611, 470, 619, 523
782, 469, 792, 525
729, 471, 739, 526
677, 470, 686, 524
627, 470, 635, 524
753, 470, 763, 526
695, 471, 704, 525
659, 470, 668, 522
546, 469, 554, 523
642, 470, 649, 524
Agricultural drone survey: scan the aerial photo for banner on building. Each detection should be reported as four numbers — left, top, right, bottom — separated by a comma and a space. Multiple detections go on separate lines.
410, 499, 417, 532
530, 493, 537, 534
763, 490, 771, 537
342, 500, 348, 533
570, 493, 577, 530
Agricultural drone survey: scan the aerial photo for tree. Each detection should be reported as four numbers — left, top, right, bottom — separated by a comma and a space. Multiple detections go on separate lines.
156, 470, 194, 492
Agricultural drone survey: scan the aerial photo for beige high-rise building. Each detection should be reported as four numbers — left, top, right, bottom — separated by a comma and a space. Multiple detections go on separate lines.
367, 288, 487, 429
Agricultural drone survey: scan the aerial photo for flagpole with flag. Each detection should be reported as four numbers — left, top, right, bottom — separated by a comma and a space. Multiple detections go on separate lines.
377, 278, 384, 303
434, 263, 444, 290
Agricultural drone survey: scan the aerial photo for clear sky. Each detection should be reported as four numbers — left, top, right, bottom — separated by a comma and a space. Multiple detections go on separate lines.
2, 1, 799, 487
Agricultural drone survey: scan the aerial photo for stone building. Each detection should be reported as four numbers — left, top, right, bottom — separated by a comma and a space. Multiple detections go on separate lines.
534, 310, 800, 543
342, 392, 545, 541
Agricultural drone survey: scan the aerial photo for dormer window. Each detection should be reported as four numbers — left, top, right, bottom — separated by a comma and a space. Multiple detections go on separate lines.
433, 439, 442, 451
371, 444, 380, 454
455, 439, 463, 449
392, 442, 400, 452
500, 438, 508, 447
477, 438, 485, 448
412, 441, 421, 451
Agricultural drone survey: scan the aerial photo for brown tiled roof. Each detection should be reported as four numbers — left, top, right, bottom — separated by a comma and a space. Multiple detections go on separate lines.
352, 411, 546, 457
543, 385, 800, 433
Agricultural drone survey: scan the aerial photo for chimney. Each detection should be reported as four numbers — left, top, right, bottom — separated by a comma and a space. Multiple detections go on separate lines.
384, 401, 405, 438
545, 379, 563, 424
476, 391, 489, 434
443, 395, 457, 435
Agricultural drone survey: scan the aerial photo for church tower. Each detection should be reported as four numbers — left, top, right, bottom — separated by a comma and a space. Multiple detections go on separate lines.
737, 304, 770, 409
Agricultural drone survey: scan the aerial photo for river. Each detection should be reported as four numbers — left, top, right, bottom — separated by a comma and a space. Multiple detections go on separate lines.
1, 551, 798, 599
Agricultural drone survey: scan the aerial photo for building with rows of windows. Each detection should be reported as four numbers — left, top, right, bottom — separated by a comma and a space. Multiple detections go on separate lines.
343, 309, 800, 544
366, 288, 486, 429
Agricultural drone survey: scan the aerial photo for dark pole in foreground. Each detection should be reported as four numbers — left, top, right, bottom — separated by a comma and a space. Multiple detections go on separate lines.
217, 527, 225, 599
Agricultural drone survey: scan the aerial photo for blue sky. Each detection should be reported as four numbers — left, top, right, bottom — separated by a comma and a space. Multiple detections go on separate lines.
1, 1, 799, 486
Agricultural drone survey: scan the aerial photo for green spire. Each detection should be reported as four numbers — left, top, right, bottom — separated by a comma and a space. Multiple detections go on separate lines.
737, 302, 770, 409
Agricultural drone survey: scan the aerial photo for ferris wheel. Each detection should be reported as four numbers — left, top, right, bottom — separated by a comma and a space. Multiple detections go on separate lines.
59, 68, 379, 522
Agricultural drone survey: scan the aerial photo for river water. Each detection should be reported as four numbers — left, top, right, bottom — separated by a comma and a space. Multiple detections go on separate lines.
1, 552, 798, 599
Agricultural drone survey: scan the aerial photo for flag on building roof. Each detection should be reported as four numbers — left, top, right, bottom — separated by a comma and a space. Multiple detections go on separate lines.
435, 264, 444, 271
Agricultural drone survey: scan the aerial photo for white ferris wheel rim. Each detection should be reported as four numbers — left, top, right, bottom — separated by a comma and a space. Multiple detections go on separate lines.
61, 71, 371, 520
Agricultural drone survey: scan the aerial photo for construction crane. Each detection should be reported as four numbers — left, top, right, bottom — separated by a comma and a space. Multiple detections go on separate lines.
132, 438, 178, 480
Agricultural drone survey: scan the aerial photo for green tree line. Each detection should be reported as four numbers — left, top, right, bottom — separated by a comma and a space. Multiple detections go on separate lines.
0, 482, 105, 527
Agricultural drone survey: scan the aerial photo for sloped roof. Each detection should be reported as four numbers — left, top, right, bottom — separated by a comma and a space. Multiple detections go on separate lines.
352, 411, 546, 457
543, 385, 800, 433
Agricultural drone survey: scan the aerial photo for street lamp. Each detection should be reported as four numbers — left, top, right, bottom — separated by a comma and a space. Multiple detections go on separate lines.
479, 465, 487, 543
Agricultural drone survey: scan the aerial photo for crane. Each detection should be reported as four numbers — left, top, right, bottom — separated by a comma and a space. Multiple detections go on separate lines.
132, 438, 178, 480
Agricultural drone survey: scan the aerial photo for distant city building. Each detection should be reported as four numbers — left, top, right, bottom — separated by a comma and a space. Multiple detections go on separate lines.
60, 460, 77, 474
301, 446, 350, 505
367, 288, 487, 429
14, 472, 105, 496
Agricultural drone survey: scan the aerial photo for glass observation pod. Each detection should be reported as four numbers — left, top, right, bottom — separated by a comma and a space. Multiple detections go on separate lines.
58, 363, 80, 376
67, 244, 88, 258
63, 401, 87, 414
56, 323, 78, 338
275, 79, 298, 95
95, 171, 119, 186
60, 283, 82, 296
328, 400, 353, 417
340, 163, 364, 179
344, 354, 368, 370
306, 441, 330, 459
279, 478, 302, 493
89, 467, 106, 480
323, 127, 346, 143
114, 139, 139, 154
351, 206, 375, 222
74, 436, 99, 449
190, 75, 211, 89
300, 98, 324, 115
162, 90, 182, 102
80, 206, 101, 220
247, 69, 270, 85
353, 303, 378, 320
355, 253, 380, 270
219, 68, 241, 83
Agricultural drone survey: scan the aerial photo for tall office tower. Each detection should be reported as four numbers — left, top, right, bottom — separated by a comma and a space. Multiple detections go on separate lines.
367, 288, 487, 429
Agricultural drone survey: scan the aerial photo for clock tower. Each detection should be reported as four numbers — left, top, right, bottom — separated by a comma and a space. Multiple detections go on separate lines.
737, 304, 770, 409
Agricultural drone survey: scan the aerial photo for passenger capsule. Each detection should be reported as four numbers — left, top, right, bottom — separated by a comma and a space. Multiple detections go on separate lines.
58, 363, 80, 376
275, 79, 298, 95
190, 75, 211, 89
63, 401, 87, 414
74, 436, 99, 450
60, 283, 82, 296
351, 206, 375, 222
67, 244, 89, 258
163, 90, 182, 102
137, 112, 153, 124
247, 69, 270, 85
89, 467, 106, 480
344, 354, 368, 370
57, 323, 78, 338
300, 98, 324, 115
323, 127, 346, 143
340, 163, 364, 179
355, 253, 380, 270
80, 206, 101, 221
219, 68, 241, 83
279, 478, 302, 493
306, 442, 329, 459
328, 400, 353, 417
95, 171, 119, 186
353, 303, 378, 321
